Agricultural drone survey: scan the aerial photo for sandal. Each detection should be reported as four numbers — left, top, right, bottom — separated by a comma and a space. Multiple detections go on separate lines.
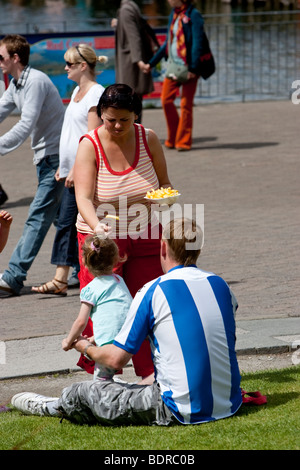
241, 389, 267, 406
32, 278, 68, 296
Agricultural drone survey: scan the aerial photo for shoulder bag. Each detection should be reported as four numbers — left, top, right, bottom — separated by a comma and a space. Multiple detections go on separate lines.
199, 31, 215, 80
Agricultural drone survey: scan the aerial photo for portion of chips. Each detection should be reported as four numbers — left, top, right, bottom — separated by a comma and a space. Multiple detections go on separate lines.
145, 187, 179, 200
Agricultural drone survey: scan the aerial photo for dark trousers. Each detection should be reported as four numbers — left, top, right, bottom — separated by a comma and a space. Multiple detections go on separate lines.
51, 186, 78, 267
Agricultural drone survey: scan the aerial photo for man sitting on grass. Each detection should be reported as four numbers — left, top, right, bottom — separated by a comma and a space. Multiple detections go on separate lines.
11, 218, 242, 426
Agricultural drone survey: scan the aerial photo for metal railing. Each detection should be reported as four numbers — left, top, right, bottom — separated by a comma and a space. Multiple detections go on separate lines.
0, 11, 299, 102
196, 12, 300, 102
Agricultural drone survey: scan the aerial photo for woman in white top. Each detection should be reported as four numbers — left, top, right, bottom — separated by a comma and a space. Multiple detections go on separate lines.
32, 44, 106, 295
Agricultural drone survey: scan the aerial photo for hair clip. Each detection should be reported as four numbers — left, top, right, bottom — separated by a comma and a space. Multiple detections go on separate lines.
91, 241, 101, 253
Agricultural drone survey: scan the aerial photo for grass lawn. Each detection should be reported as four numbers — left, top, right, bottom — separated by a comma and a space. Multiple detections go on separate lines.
0, 366, 299, 451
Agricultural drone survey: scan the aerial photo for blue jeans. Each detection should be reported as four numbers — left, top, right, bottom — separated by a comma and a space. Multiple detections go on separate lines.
3, 155, 64, 294
51, 186, 79, 267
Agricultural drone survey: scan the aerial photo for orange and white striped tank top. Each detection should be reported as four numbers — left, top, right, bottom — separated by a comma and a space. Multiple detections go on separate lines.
76, 123, 160, 237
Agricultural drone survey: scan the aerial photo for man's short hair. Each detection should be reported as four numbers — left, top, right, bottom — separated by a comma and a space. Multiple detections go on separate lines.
162, 218, 203, 266
0, 34, 30, 66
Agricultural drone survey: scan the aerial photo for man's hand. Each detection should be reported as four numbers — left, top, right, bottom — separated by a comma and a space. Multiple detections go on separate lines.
138, 61, 151, 74
73, 335, 91, 354
73, 336, 133, 371
111, 18, 118, 28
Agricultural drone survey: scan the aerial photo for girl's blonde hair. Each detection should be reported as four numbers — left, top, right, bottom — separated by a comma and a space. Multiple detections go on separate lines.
82, 235, 121, 277
64, 44, 108, 76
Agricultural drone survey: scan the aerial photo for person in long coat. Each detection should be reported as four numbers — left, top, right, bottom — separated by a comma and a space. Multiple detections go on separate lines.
113, 0, 154, 121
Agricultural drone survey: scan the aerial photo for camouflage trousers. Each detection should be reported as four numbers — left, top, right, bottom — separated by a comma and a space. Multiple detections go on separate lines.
57, 379, 176, 426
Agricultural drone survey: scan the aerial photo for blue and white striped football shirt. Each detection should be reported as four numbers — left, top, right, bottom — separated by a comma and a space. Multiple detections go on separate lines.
114, 265, 242, 424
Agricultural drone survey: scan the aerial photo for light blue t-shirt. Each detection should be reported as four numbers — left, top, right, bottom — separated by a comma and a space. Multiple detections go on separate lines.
80, 274, 132, 348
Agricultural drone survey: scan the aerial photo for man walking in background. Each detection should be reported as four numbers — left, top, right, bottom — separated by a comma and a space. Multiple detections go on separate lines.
112, 0, 154, 122
0, 34, 65, 295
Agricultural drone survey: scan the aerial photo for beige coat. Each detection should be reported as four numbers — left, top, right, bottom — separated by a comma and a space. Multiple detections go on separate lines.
115, 0, 154, 96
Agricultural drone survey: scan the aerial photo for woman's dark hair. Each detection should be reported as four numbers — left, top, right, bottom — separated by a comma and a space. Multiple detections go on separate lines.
97, 84, 142, 117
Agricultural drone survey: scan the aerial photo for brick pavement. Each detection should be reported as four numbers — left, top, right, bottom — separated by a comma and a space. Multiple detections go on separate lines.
0, 100, 299, 347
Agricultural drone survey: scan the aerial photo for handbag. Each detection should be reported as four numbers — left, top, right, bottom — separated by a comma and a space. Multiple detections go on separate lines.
165, 58, 189, 83
199, 31, 215, 80
165, 33, 189, 83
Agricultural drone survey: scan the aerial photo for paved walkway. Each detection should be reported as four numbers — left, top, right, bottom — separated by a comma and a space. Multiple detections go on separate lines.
0, 100, 299, 380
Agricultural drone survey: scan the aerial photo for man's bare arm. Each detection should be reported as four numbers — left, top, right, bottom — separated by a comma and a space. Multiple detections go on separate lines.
74, 336, 133, 371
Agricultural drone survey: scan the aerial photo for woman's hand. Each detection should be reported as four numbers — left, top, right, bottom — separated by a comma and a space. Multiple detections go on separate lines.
65, 167, 74, 188
187, 71, 197, 81
94, 221, 112, 238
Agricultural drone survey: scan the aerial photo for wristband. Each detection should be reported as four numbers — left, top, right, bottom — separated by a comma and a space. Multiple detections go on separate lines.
83, 343, 94, 361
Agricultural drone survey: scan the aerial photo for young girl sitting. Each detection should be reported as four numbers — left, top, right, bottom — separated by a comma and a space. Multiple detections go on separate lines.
62, 234, 132, 380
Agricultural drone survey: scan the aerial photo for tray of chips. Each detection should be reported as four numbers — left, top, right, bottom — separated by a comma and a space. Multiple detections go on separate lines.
144, 187, 180, 205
